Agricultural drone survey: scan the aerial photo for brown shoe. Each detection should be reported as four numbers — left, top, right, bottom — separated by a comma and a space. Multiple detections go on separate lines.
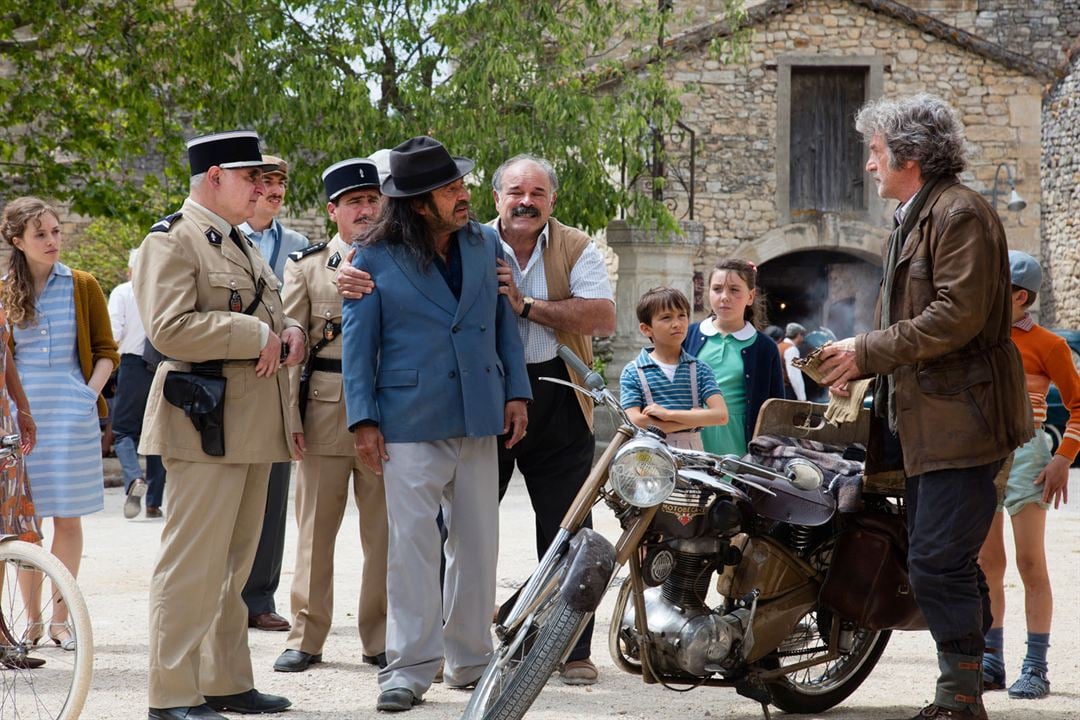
249, 612, 291, 632
559, 658, 598, 686
145, 506, 163, 519
891, 704, 988, 720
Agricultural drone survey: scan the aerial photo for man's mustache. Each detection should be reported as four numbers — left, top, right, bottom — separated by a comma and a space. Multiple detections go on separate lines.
455, 202, 470, 213
511, 206, 540, 218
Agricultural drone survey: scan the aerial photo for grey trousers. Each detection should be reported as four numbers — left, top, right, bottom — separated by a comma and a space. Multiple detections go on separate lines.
378, 436, 499, 696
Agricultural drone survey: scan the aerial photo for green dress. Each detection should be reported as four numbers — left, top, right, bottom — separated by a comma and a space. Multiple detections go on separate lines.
699, 327, 758, 456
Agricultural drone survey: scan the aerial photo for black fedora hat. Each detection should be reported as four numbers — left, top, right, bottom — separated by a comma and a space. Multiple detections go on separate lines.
382, 136, 475, 198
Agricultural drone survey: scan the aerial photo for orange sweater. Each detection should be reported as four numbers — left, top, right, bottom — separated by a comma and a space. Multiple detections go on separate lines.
1012, 319, 1080, 462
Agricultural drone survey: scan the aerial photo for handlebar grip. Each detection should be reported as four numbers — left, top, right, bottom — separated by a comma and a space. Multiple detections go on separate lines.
556, 345, 606, 390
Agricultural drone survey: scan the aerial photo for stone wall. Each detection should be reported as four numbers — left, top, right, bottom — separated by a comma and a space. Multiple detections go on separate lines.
668, 0, 1044, 271
905, 0, 1080, 70
1040, 52, 1080, 328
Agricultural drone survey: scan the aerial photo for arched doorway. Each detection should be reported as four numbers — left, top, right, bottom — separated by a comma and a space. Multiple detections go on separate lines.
757, 249, 882, 340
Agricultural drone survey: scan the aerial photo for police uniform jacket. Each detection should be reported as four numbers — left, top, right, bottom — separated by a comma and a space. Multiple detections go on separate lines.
133, 197, 302, 463
282, 233, 353, 456
342, 221, 531, 442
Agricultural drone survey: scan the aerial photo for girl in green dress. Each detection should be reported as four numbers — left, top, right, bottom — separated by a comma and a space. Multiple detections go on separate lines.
682, 259, 785, 456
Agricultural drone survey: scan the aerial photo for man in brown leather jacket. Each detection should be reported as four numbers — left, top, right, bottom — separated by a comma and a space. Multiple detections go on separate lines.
819, 94, 1031, 720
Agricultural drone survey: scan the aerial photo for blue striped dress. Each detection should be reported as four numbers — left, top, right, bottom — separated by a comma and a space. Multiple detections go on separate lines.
12, 263, 104, 517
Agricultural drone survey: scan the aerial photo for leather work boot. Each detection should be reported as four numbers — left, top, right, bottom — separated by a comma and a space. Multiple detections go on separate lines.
892, 704, 989, 719
891, 652, 989, 720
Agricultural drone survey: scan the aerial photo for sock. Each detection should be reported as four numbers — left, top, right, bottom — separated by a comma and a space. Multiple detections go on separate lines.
983, 627, 1005, 675
1022, 632, 1050, 674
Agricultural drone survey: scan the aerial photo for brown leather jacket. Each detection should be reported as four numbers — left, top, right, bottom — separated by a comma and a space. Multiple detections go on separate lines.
855, 178, 1032, 477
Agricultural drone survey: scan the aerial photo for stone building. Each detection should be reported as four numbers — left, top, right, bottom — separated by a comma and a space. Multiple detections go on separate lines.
1041, 48, 1080, 327
607, 0, 1059, 369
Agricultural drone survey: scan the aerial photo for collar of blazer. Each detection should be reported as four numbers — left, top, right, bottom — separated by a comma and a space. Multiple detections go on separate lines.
381, 221, 488, 322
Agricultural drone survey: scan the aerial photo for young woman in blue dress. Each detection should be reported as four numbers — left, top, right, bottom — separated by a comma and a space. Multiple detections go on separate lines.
0, 197, 118, 651
683, 258, 784, 456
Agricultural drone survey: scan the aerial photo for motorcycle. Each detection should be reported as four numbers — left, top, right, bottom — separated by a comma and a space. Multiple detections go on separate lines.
462, 345, 916, 720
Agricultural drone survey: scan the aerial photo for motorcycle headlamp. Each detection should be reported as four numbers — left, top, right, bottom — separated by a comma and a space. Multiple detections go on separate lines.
608, 437, 677, 507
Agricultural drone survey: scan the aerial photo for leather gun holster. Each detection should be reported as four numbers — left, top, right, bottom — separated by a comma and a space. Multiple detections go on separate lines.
163, 361, 226, 456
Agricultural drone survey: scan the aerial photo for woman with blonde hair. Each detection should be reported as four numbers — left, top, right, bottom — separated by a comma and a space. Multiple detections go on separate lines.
0, 197, 117, 651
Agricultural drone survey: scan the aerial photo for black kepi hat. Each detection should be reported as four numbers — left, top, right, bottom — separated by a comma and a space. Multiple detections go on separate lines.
186, 130, 280, 177
322, 158, 381, 202
381, 136, 474, 198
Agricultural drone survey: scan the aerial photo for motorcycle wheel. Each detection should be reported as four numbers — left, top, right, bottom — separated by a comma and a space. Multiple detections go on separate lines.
765, 606, 891, 714
462, 590, 589, 720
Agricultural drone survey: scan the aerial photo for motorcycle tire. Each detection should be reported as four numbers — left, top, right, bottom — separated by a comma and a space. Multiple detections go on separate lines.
765, 607, 891, 714
463, 594, 588, 720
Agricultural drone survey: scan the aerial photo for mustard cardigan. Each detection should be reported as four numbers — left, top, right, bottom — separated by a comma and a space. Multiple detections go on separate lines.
7, 269, 120, 417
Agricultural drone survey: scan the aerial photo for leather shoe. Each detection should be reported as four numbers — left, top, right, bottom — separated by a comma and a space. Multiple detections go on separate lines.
248, 612, 291, 632
274, 649, 322, 673
362, 652, 388, 669
204, 689, 291, 714
376, 688, 422, 712
889, 704, 988, 720
559, 657, 598, 686
148, 705, 226, 720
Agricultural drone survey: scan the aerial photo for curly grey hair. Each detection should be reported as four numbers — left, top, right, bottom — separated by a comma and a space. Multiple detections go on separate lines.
854, 93, 967, 179
491, 154, 559, 194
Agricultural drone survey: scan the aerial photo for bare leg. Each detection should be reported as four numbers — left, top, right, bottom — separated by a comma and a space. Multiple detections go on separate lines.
47, 517, 83, 632
1010, 504, 1051, 634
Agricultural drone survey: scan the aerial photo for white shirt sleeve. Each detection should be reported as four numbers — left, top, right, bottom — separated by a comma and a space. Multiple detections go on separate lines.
568, 242, 615, 302
108, 285, 127, 345
784, 345, 806, 401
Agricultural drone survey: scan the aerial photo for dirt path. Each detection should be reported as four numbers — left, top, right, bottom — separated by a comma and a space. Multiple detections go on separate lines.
73, 468, 1080, 719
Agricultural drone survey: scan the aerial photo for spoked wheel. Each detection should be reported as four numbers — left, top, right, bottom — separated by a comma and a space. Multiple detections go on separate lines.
462, 588, 589, 720
765, 605, 890, 714
0, 540, 93, 719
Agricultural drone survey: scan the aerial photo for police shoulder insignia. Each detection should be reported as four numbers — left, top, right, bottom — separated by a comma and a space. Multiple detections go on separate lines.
327, 251, 342, 270
287, 242, 327, 262
149, 212, 182, 234
205, 228, 223, 246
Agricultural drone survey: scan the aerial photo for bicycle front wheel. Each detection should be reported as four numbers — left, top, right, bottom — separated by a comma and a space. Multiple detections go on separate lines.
0, 539, 93, 719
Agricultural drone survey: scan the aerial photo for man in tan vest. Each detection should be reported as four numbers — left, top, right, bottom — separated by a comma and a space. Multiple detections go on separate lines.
272, 157, 390, 674
134, 130, 306, 720
489, 154, 615, 685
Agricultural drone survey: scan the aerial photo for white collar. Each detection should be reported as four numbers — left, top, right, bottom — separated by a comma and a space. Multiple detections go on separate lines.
699, 319, 756, 341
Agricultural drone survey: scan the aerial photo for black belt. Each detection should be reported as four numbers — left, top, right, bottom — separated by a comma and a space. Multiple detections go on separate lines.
312, 357, 342, 374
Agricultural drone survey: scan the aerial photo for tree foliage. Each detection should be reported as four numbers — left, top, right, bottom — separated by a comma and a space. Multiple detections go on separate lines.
0, 0, 747, 232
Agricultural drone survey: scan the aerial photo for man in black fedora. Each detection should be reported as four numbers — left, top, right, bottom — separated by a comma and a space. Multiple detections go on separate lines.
341, 136, 531, 712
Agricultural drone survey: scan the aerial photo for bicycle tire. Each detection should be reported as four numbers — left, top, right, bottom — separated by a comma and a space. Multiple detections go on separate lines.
0, 539, 93, 720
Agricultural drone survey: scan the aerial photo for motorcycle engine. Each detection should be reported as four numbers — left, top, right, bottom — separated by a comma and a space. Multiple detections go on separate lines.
619, 533, 751, 677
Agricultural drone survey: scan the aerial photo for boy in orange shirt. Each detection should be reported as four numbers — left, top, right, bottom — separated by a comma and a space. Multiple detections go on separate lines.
978, 251, 1076, 700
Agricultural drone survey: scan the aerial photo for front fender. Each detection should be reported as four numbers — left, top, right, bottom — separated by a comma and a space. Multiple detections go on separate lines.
558, 528, 616, 612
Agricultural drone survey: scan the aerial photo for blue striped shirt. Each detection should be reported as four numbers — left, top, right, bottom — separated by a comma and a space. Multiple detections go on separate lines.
620, 348, 721, 411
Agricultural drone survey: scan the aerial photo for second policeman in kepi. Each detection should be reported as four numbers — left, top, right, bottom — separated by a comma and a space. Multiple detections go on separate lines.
274, 156, 389, 674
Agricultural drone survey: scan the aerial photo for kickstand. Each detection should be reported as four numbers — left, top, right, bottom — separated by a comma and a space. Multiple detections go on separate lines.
758, 702, 772, 720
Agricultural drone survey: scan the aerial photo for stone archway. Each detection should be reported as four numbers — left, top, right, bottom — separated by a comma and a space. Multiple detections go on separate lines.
733, 218, 887, 268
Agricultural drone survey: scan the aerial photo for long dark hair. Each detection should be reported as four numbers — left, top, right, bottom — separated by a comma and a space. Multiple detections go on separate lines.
710, 258, 769, 330
363, 194, 478, 270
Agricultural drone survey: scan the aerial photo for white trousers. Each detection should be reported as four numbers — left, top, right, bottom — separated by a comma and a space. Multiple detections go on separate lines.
378, 436, 499, 695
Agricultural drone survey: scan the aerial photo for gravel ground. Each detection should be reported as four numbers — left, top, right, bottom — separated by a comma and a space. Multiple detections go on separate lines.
70, 464, 1080, 719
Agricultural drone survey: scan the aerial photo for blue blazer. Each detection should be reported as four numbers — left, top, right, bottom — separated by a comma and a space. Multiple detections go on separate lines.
683, 320, 785, 442
342, 221, 531, 443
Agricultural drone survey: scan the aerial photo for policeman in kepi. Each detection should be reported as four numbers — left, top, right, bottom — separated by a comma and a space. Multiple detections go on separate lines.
134, 130, 306, 720
273, 157, 390, 674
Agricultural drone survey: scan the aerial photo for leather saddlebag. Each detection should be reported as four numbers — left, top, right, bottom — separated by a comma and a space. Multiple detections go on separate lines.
819, 512, 927, 631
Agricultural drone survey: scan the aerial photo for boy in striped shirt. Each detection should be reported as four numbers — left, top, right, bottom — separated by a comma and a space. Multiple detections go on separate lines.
979, 251, 1077, 700
619, 287, 728, 449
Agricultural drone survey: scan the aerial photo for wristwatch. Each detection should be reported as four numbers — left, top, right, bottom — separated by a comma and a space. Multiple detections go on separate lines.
520, 295, 535, 319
